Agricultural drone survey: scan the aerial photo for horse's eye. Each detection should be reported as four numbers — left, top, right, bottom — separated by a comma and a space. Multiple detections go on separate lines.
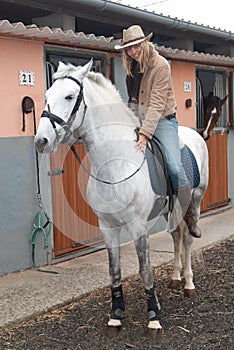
65, 95, 74, 100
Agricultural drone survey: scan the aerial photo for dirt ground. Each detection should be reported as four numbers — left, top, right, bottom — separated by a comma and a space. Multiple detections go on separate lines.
0, 237, 233, 350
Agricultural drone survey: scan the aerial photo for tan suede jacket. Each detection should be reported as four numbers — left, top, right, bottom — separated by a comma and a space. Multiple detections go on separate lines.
138, 47, 176, 139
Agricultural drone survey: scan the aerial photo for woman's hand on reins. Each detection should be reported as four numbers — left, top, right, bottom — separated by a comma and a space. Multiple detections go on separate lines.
135, 133, 148, 151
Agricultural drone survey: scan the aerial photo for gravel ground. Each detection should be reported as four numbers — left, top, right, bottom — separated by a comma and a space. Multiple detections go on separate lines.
0, 237, 233, 350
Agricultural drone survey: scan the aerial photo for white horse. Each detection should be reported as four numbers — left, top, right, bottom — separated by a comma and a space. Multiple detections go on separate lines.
35, 60, 208, 338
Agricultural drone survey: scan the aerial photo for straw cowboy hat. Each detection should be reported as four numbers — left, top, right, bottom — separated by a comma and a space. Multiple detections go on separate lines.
114, 25, 153, 50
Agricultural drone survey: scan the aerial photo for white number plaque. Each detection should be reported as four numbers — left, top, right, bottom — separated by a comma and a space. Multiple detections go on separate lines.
19, 70, 35, 86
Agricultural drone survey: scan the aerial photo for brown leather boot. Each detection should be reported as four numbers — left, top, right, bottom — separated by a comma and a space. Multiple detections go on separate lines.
175, 185, 201, 238
183, 202, 201, 238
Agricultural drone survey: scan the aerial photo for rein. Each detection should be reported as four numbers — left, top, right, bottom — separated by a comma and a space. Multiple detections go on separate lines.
70, 144, 146, 185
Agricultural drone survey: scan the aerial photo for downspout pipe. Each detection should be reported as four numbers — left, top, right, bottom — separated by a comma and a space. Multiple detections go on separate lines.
59, 0, 233, 41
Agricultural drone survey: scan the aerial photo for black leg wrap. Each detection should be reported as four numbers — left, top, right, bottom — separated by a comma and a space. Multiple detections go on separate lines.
145, 286, 161, 321
110, 285, 125, 320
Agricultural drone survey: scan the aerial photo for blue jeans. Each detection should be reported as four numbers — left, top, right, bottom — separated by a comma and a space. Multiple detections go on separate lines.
154, 118, 188, 190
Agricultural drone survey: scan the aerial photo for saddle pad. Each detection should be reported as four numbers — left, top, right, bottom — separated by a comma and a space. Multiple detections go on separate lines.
181, 145, 200, 189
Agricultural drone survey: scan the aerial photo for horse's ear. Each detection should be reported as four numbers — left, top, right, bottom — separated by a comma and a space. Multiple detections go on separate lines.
86, 58, 93, 72
57, 61, 67, 72
222, 95, 228, 104
78, 59, 93, 80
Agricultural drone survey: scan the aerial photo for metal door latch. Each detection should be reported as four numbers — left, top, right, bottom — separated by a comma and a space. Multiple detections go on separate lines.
48, 168, 64, 176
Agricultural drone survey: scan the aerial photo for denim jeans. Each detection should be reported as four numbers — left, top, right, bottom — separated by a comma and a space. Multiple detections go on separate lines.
154, 118, 188, 190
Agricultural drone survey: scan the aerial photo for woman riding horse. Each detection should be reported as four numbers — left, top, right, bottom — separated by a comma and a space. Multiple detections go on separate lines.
114, 25, 201, 238
34, 59, 208, 337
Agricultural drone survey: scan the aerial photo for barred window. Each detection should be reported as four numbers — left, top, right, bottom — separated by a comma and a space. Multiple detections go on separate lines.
196, 69, 227, 130
45, 50, 106, 89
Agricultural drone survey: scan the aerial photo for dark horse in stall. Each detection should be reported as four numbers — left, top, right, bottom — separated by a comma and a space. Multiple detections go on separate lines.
201, 92, 228, 140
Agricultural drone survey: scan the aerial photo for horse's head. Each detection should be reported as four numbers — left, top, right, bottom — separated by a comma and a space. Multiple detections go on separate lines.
35, 59, 93, 153
203, 93, 228, 140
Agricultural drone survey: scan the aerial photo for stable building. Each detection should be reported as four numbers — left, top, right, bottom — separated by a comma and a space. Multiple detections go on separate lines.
0, 0, 233, 275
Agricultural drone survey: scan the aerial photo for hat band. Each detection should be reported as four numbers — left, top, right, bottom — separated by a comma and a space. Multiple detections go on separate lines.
122, 36, 145, 46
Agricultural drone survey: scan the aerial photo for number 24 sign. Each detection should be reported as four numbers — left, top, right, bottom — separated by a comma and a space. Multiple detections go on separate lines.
19, 70, 35, 86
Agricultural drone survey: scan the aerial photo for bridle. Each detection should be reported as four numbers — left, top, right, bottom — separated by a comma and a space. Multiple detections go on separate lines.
41, 76, 87, 143
40, 75, 146, 185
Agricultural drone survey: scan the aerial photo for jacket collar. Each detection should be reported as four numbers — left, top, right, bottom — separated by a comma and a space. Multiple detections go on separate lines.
147, 46, 159, 68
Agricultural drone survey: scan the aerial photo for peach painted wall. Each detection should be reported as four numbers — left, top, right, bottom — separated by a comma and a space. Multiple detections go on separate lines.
0, 37, 45, 137
171, 60, 196, 127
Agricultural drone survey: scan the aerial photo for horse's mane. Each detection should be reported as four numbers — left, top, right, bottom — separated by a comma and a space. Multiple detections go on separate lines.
86, 71, 123, 103
53, 63, 139, 124
86, 72, 139, 125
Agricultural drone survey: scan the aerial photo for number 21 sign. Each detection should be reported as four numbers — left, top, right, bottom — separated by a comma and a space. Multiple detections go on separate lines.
19, 70, 35, 86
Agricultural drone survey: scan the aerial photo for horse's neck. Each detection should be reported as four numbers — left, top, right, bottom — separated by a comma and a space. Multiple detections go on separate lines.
80, 78, 139, 164
82, 118, 137, 166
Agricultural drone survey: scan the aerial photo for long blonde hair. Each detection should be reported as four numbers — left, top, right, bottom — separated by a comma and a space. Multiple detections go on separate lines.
122, 40, 155, 76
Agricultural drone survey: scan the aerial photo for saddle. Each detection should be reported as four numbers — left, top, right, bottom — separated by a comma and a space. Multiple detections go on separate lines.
135, 129, 200, 220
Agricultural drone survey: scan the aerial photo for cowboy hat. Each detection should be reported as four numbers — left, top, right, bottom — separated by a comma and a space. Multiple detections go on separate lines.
114, 25, 153, 50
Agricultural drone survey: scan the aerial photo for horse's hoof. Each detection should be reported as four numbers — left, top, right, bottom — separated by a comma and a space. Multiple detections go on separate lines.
184, 288, 196, 298
147, 320, 163, 339
103, 325, 122, 338
168, 279, 181, 290
147, 327, 163, 339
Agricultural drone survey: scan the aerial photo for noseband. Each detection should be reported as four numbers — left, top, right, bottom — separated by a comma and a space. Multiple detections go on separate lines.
41, 76, 87, 143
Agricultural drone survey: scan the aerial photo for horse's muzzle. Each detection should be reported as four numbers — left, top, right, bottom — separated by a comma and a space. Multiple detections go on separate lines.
35, 137, 48, 153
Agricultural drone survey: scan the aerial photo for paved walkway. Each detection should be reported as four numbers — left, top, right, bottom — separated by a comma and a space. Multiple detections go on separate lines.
1, 208, 234, 328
